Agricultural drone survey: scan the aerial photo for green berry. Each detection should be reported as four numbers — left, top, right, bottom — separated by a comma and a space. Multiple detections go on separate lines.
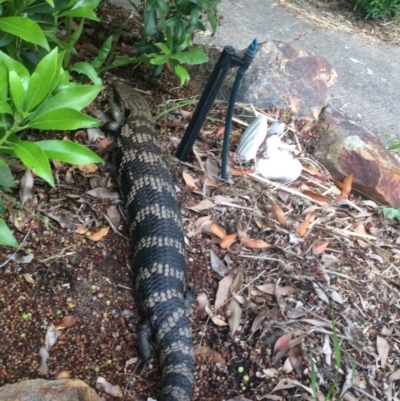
117, 393, 123, 399
68, 303, 74, 309
243, 375, 250, 382
21, 333, 26, 338
90, 285, 97, 291
237, 366, 244, 373
56, 310, 62, 315
94, 366, 100, 373
105, 300, 111, 306
107, 359, 112, 364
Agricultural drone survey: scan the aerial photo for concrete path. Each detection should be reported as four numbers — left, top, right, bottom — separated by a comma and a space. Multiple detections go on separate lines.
195, 0, 400, 141
113, 0, 399, 140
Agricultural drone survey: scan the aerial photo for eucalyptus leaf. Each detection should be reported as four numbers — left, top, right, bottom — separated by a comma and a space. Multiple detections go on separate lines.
27, 108, 100, 130
0, 17, 49, 50
0, 219, 19, 248
36, 140, 103, 164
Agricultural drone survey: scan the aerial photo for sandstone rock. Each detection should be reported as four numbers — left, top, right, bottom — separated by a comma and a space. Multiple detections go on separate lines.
0, 379, 100, 401
315, 106, 400, 208
189, 40, 337, 121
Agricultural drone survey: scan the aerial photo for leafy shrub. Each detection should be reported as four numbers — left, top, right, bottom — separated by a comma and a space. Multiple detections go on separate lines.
0, 0, 101, 68
0, 47, 103, 247
347, 0, 400, 19
134, 0, 221, 85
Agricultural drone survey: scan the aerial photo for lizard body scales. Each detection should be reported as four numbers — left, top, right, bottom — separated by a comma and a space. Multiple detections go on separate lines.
109, 81, 194, 401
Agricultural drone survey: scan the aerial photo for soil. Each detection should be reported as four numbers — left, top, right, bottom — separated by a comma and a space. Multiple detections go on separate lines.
1, 2, 400, 401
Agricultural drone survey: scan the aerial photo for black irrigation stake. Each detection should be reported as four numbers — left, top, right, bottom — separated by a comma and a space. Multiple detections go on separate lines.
175, 39, 258, 180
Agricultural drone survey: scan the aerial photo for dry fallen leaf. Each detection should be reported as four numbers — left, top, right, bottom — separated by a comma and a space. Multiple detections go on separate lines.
215, 274, 234, 310
197, 292, 210, 311
210, 222, 227, 239
96, 377, 123, 397
19, 169, 34, 205
271, 378, 296, 393
230, 270, 243, 295
55, 315, 77, 330
273, 333, 292, 355
288, 343, 303, 377
205, 305, 229, 327
271, 202, 287, 227
75, 225, 88, 235
257, 283, 275, 295
220, 233, 238, 249
240, 238, 273, 249
194, 215, 212, 228
227, 298, 242, 334
302, 189, 330, 203
376, 336, 389, 368
190, 199, 215, 211
106, 205, 121, 228
182, 170, 199, 189
88, 226, 110, 241
23, 273, 35, 284
86, 187, 120, 200
194, 345, 226, 366
56, 370, 71, 379
76, 163, 98, 173
296, 212, 315, 235
314, 240, 330, 254
210, 250, 229, 277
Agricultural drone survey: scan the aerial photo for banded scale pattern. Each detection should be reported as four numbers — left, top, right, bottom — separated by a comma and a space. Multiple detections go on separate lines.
109, 82, 194, 401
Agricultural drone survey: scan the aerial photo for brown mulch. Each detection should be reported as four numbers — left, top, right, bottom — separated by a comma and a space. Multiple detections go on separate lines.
1, 2, 400, 401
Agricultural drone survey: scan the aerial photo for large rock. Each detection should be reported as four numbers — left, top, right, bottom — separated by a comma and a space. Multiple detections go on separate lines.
189, 40, 337, 121
315, 106, 400, 207
0, 379, 100, 401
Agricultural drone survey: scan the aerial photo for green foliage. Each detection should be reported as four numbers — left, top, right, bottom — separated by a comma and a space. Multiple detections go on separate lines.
0, 0, 101, 67
134, 0, 221, 84
347, 0, 400, 19
0, 47, 103, 248
380, 206, 400, 220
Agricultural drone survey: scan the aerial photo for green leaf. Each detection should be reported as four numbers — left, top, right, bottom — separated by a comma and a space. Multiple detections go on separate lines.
36, 140, 103, 164
9, 71, 25, 113
27, 108, 100, 130
11, 139, 54, 186
91, 35, 113, 71
174, 64, 190, 86
70, 62, 102, 85
142, 10, 157, 37
170, 48, 208, 65
175, 33, 192, 53
99, 56, 137, 72
149, 54, 171, 65
0, 219, 19, 248
0, 199, 5, 215
0, 17, 50, 50
25, 47, 59, 112
154, 42, 171, 55
33, 85, 102, 118
0, 165, 16, 190
60, 7, 99, 21
0, 101, 13, 115
0, 51, 30, 87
